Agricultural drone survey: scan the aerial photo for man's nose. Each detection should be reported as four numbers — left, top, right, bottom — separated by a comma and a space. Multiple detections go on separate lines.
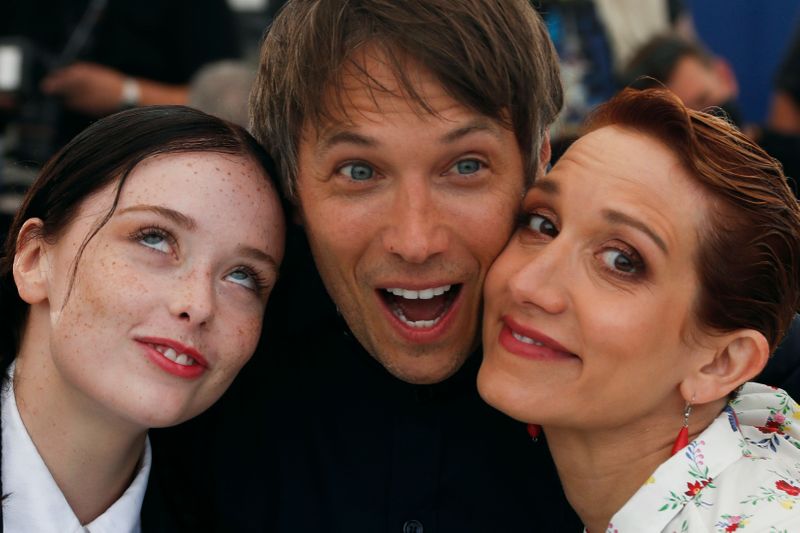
168, 268, 216, 326
380, 179, 449, 264
507, 238, 569, 315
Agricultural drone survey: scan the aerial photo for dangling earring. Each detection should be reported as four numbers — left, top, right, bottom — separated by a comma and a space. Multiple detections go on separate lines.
670, 400, 693, 455
527, 423, 541, 442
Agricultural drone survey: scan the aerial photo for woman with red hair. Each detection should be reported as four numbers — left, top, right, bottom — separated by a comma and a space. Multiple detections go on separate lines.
479, 88, 800, 531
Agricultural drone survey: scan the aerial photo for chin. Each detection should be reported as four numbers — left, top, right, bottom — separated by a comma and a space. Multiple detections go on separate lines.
378, 351, 469, 385
477, 363, 538, 424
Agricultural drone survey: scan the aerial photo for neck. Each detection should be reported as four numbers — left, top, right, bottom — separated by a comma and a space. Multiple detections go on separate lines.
13, 308, 147, 525
543, 397, 726, 532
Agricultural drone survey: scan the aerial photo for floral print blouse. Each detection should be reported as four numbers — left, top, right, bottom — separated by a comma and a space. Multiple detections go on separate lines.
596, 382, 800, 532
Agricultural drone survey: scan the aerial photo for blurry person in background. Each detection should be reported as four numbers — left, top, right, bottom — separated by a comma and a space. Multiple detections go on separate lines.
0, 0, 240, 164
764, 24, 800, 183
623, 34, 743, 127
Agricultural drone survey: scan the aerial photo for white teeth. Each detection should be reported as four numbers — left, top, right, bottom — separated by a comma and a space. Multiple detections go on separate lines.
386, 284, 452, 300
149, 344, 196, 366
393, 307, 442, 329
512, 331, 544, 346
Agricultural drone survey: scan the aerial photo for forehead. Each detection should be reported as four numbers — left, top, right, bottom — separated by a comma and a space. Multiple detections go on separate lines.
546, 126, 709, 246
304, 46, 496, 142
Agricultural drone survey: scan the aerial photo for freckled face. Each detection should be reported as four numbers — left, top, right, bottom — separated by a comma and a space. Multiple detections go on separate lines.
295, 52, 526, 384
42, 151, 285, 428
478, 126, 710, 429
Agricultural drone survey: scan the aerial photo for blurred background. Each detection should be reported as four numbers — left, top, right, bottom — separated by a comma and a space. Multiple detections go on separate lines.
1, 0, 799, 240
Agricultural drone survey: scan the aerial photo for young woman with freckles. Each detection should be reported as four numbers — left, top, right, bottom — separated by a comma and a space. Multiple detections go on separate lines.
478, 89, 800, 532
0, 106, 286, 531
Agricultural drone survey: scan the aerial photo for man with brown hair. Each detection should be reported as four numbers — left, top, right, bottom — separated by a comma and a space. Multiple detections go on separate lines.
151, 1, 580, 531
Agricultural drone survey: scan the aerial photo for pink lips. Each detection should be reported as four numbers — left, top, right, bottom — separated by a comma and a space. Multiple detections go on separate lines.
136, 336, 209, 379
498, 316, 576, 361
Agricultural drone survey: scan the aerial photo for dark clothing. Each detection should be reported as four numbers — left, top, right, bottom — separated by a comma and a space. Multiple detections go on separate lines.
151, 225, 580, 532
776, 27, 800, 106
758, 314, 800, 400
764, 24, 800, 182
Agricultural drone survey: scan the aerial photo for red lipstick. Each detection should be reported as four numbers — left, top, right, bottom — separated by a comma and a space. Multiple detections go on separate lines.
136, 337, 208, 379
498, 316, 577, 361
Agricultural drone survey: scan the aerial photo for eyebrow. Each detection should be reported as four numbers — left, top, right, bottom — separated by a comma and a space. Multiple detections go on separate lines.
238, 246, 280, 275
316, 118, 504, 155
602, 209, 668, 254
119, 204, 281, 272
118, 205, 197, 230
531, 177, 559, 194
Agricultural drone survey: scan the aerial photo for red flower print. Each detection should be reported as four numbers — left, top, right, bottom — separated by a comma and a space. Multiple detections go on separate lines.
684, 479, 710, 497
757, 416, 785, 434
725, 524, 739, 532
776, 479, 800, 496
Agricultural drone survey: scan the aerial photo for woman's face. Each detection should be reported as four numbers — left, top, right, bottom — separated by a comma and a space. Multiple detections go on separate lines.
478, 126, 712, 429
39, 151, 284, 428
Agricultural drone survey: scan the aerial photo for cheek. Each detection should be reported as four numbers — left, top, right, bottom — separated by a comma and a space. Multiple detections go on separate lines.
216, 309, 264, 370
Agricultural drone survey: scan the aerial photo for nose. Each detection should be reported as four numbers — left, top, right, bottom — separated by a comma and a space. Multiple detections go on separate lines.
168, 268, 215, 326
380, 178, 449, 264
506, 238, 569, 315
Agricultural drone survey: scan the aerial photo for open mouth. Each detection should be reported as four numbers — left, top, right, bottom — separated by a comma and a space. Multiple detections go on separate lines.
378, 284, 462, 329
147, 343, 200, 367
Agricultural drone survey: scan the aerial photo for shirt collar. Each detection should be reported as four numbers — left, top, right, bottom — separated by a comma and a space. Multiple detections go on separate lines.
2, 362, 151, 533
607, 402, 746, 532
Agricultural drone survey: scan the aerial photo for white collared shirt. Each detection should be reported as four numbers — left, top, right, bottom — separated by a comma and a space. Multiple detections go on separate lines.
2, 363, 151, 533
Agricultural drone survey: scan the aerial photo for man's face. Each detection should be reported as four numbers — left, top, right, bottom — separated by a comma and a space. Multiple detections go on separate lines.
295, 51, 528, 384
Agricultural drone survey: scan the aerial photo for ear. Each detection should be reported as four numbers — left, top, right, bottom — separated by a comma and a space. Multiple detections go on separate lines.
538, 131, 552, 177
680, 329, 769, 404
13, 218, 50, 305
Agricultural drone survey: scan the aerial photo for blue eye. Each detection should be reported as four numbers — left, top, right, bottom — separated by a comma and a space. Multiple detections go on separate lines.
340, 163, 374, 181
598, 249, 643, 274
138, 230, 172, 253
226, 269, 257, 290
527, 214, 558, 237
452, 159, 482, 175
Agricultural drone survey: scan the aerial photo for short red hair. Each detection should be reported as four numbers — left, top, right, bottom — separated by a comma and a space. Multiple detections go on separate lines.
585, 88, 800, 350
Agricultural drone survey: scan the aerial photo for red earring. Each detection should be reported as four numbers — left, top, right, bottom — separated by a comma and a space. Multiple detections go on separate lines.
527, 423, 541, 442
670, 401, 693, 455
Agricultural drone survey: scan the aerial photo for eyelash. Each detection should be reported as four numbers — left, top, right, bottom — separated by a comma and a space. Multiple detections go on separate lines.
516, 211, 647, 280
229, 264, 271, 294
130, 225, 176, 253
129, 226, 270, 294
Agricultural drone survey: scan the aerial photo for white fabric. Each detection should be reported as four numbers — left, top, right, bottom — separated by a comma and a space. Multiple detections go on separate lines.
2, 363, 151, 533
593, 382, 800, 532
593, 0, 671, 71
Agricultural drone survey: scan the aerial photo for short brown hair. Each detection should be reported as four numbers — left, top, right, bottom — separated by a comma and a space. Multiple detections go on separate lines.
586, 88, 800, 350
250, 0, 563, 199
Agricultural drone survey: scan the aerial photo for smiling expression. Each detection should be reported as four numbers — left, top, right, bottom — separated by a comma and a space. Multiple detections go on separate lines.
478, 126, 714, 429
39, 151, 284, 428
295, 51, 528, 384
